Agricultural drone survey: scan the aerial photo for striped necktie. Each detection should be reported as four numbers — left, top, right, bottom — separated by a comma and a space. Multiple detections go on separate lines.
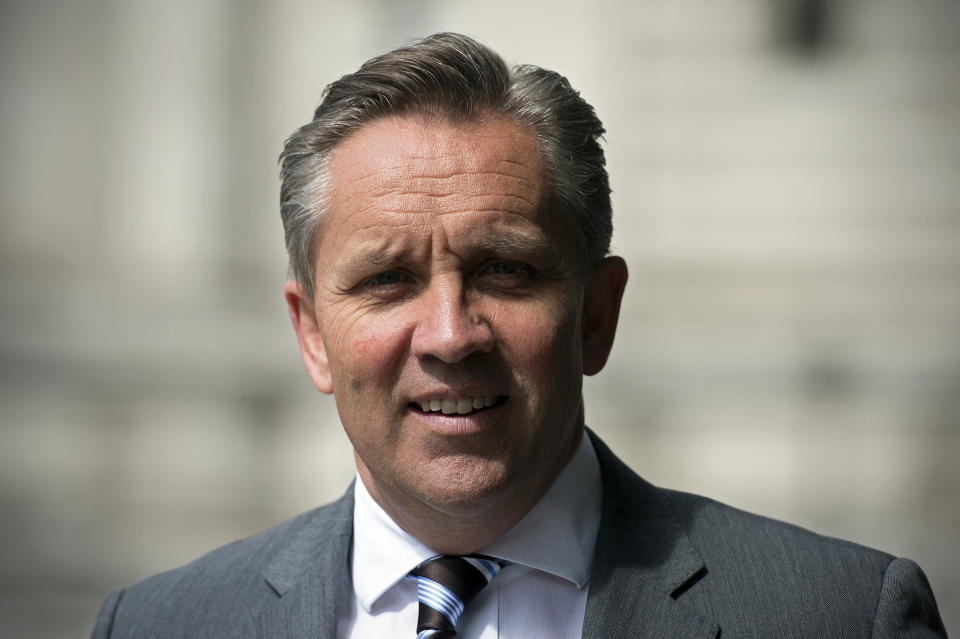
408, 555, 505, 638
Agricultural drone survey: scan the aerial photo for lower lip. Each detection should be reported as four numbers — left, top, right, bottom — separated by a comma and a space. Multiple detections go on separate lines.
408, 401, 506, 435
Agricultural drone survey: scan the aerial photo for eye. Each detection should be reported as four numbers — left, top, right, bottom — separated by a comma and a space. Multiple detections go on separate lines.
486, 261, 522, 276
356, 269, 415, 300
370, 271, 404, 286
479, 260, 535, 288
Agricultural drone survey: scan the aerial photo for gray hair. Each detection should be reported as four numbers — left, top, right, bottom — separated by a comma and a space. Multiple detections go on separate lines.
279, 32, 611, 298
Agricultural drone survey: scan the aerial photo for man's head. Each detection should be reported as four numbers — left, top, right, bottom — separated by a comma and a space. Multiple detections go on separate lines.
282, 34, 627, 552
279, 32, 612, 300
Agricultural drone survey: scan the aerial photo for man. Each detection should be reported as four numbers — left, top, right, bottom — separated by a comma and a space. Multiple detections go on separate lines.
92, 33, 946, 638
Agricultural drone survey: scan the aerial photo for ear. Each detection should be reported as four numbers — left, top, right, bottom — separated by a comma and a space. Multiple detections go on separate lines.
284, 280, 334, 394
582, 256, 628, 376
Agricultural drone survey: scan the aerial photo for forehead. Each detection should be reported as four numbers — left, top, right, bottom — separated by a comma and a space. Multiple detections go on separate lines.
333, 113, 542, 179
310, 114, 585, 285
325, 115, 546, 227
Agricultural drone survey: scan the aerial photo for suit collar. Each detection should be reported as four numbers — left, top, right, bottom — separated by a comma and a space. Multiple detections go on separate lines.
583, 431, 719, 638
254, 484, 354, 639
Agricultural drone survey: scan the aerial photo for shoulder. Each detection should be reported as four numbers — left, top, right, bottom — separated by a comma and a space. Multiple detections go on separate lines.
665, 488, 945, 636
592, 432, 895, 576
670, 486, 893, 566
667, 486, 896, 583
92, 490, 354, 638
589, 433, 946, 636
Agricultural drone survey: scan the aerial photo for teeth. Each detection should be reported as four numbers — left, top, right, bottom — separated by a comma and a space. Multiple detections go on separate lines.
417, 396, 499, 414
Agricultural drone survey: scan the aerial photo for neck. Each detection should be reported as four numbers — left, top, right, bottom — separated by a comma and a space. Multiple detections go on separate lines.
357, 426, 584, 554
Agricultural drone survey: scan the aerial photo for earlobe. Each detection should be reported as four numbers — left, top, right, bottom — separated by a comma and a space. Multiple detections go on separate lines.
284, 280, 334, 394
582, 256, 628, 376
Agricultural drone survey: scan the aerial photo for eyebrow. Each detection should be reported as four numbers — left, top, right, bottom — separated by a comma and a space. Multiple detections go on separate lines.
475, 231, 552, 256
338, 244, 407, 274
335, 228, 558, 278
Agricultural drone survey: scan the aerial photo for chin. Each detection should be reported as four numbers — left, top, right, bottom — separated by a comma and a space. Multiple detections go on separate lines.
413, 457, 516, 516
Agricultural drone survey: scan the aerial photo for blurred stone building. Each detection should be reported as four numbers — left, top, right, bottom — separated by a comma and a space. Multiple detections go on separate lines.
1, 1, 957, 635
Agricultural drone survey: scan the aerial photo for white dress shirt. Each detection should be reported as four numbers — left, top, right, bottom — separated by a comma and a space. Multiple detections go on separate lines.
337, 433, 603, 638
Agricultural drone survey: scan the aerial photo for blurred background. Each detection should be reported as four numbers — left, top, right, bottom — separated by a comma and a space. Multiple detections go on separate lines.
1, 0, 958, 635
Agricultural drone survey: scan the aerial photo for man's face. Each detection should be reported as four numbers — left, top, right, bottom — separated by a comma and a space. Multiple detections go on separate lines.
287, 115, 624, 528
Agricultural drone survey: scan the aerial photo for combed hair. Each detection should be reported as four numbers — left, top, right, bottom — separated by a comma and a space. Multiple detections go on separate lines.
279, 32, 611, 298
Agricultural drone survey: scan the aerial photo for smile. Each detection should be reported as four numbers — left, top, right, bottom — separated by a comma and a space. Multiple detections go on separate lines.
412, 396, 504, 415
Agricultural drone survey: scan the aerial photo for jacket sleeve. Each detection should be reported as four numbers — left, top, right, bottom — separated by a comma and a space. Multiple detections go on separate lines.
871, 557, 947, 639
90, 589, 125, 639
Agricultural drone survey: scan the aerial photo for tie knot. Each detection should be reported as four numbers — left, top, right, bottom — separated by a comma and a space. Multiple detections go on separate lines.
410, 555, 505, 638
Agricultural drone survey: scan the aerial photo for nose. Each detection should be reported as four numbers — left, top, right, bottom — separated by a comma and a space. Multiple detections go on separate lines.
410, 277, 494, 363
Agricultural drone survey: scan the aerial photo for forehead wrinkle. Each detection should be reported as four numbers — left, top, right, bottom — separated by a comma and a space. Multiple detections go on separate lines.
387, 132, 540, 177
400, 160, 539, 184
329, 117, 544, 210
372, 166, 538, 190
337, 167, 539, 214
368, 172, 541, 218
367, 196, 539, 219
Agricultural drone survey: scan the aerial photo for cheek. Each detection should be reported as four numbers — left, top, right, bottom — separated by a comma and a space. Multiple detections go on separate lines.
331, 316, 413, 395
351, 330, 393, 365
502, 302, 582, 372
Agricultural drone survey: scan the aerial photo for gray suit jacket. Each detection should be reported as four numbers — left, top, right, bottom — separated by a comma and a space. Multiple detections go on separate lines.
92, 433, 947, 638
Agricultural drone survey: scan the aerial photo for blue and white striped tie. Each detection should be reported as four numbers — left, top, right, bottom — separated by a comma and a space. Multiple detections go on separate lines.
408, 555, 505, 638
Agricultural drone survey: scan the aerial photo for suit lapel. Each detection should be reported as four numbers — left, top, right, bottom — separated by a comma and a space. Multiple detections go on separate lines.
253, 485, 355, 639
583, 433, 719, 639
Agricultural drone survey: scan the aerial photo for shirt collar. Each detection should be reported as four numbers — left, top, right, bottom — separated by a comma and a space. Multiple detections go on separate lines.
351, 432, 603, 612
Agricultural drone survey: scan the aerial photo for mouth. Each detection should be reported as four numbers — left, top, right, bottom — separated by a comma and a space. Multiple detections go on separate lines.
409, 395, 507, 416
